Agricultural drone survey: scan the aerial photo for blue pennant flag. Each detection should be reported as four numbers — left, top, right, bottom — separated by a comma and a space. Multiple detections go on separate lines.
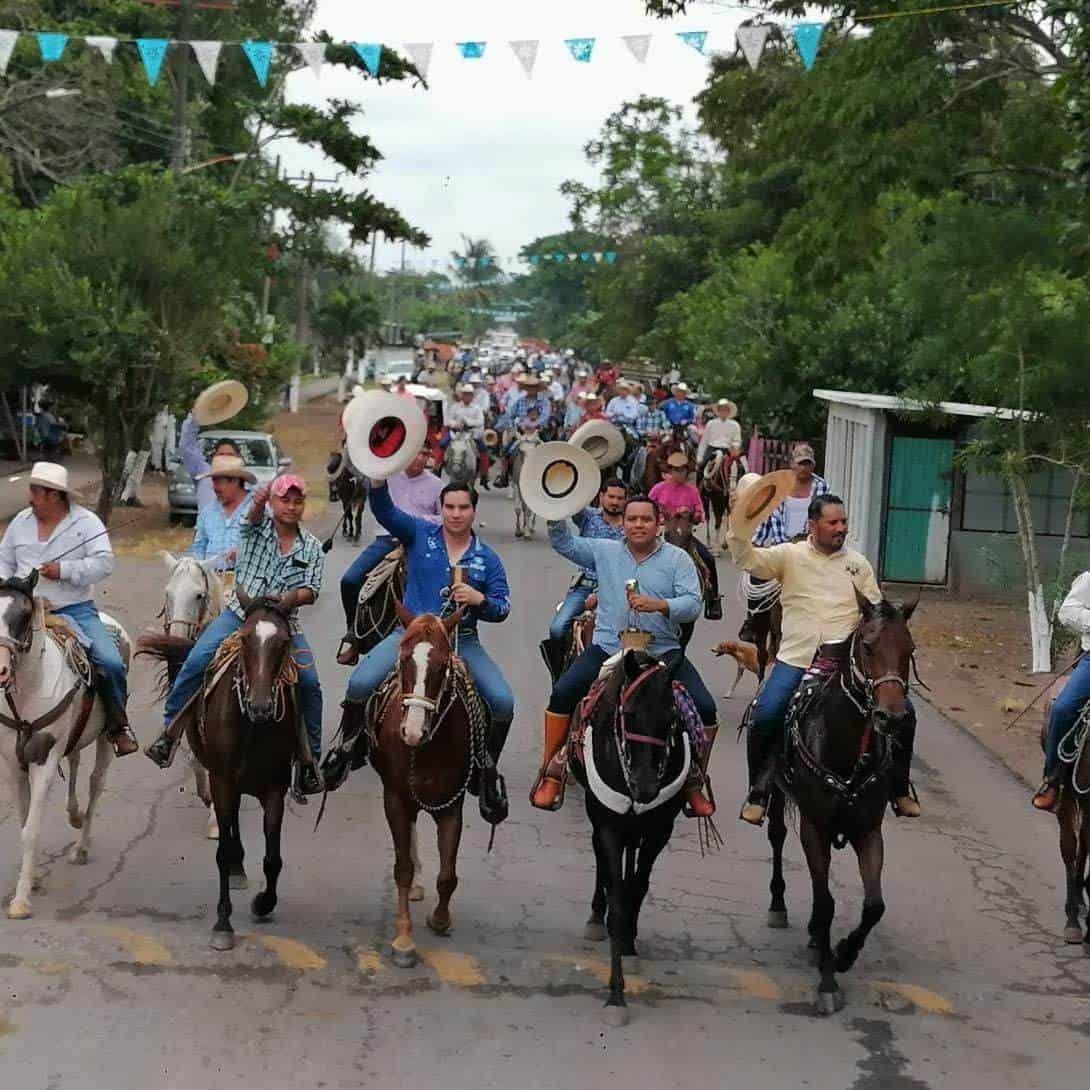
136, 39, 169, 85
455, 257, 466, 268
530, 255, 541, 266
37, 32, 69, 63
579, 252, 593, 263
478, 255, 491, 267
793, 23, 825, 70
242, 40, 273, 86
553, 252, 565, 263
458, 41, 486, 60
677, 31, 707, 55
604, 251, 618, 264
352, 42, 383, 76
565, 38, 595, 64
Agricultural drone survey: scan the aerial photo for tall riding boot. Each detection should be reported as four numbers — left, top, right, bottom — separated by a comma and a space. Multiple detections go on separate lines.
98, 678, 138, 757
479, 718, 511, 825
740, 727, 778, 826
889, 708, 921, 817
320, 701, 368, 792
538, 637, 567, 685
683, 724, 718, 818
144, 714, 185, 768
530, 711, 572, 811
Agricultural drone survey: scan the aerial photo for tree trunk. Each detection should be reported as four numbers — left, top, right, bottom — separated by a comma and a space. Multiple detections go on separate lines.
1010, 471, 1052, 672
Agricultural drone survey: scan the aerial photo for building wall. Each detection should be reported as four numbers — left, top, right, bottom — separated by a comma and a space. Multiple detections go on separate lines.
823, 403, 887, 564
949, 530, 1090, 597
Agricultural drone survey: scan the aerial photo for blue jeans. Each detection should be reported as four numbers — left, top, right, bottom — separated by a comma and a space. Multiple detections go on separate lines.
548, 582, 593, 641
163, 610, 323, 760
347, 628, 515, 725
1045, 655, 1090, 775
54, 601, 127, 709
752, 662, 806, 738
341, 536, 396, 628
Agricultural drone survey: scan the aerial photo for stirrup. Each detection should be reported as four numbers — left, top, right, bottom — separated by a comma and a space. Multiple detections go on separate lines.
108, 725, 139, 758
890, 781, 921, 817
529, 750, 567, 811
336, 636, 360, 666
739, 791, 767, 826
144, 731, 179, 769
1032, 779, 1060, 812
683, 772, 716, 818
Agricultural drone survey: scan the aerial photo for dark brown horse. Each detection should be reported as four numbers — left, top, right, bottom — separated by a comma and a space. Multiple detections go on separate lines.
763, 594, 917, 1014
336, 467, 367, 543
371, 604, 486, 967
699, 449, 747, 546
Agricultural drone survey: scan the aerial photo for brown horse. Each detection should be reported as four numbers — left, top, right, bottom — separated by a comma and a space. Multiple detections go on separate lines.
699, 449, 747, 546
371, 604, 487, 967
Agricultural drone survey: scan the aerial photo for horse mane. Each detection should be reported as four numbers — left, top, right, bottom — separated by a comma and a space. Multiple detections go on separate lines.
136, 633, 196, 699
401, 613, 452, 652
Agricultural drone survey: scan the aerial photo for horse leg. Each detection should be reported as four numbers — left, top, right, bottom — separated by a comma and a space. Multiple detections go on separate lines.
384, 792, 418, 967
834, 829, 886, 974
767, 786, 789, 928
65, 749, 82, 830
427, 807, 463, 936
409, 818, 425, 901
192, 758, 218, 839
1058, 798, 1085, 943
628, 818, 675, 960
69, 734, 112, 865
9, 745, 62, 919
799, 815, 841, 1013
210, 779, 242, 950
251, 788, 285, 920
584, 826, 608, 942
1080, 806, 1090, 950
597, 823, 631, 1025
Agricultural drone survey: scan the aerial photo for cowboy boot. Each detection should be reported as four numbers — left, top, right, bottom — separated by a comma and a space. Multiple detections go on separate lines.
683, 724, 718, 818
889, 707, 921, 817
144, 719, 183, 769
740, 727, 778, 826
538, 637, 567, 685
530, 711, 571, 811
321, 701, 368, 791
336, 632, 361, 667
704, 594, 723, 621
478, 719, 511, 825
98, 679, 138, 757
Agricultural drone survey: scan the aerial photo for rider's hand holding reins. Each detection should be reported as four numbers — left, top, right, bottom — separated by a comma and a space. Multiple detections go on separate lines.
450, 583, 485, 608
38, 562, 61, 581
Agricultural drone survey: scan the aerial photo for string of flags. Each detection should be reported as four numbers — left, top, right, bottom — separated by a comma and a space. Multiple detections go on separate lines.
453, 252, 621, 270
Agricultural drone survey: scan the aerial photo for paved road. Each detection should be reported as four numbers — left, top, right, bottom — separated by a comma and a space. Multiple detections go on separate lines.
1, 491, 1088, 1089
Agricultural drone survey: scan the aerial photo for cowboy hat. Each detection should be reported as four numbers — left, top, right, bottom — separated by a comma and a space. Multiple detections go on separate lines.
192, 380, 248, 427
518, 442, 601, 521
343, 390, 427, 481
196, 454, 256, 485
569, 419, 625, 469
518, 373, 546, 386
729, 469, 797, 541
670, 382, 691, 394
665, 450, 691, 470
28, 461, 81, 500
715, 398, 738, 418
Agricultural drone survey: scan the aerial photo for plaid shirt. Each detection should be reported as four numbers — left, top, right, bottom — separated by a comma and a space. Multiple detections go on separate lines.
511, 393, 552, 426
635, 408, 669, 438
753, 475, 829, 546
227, 510, 324, 630
190, 493, 253, 570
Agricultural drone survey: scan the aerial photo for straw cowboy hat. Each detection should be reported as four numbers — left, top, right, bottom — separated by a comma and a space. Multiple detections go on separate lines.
192, 380, 248, 427
671, 382, 691, 395
343, 390, 427, 481
518, 442, 602, 521
665, 450, 691, 470
517, 373, 546, 388
28, 461, 81, 500
716, 398, 738, 418
569, 418, 626, 469
728, 469, 797, 541
196, 454, 256, 485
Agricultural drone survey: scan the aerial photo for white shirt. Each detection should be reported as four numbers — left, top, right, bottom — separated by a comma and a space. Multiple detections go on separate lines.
697, 417, 742, 458
0, 504, 114, 609
548, 379, 565, 402
1059, 572, 1090, 651
472, 388, 491, 414
448, 401, 485, 432
783, 496, 811, 539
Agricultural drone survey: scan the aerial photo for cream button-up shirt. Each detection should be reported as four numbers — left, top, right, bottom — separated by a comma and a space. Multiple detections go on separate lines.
727, 529, 882, 669
1058, 571, 1090, 651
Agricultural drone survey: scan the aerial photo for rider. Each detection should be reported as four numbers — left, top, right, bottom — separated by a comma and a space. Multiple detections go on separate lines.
0, 462, 139, 757
446, 383, 490, 492
531, 494, 718, 817
146, 475, 326, 794
1033, 570, 1090, 811
696, 399, 743, 478
540, 478, 628, 678
178, 415, 245, 512
189, 454, 255, 572
336, 448, 442, 665
326, 481, 514, 815
727, 492, 920, 824
754, 443, 828, 546
662, 383, 697, 430
605, 379, 643, 428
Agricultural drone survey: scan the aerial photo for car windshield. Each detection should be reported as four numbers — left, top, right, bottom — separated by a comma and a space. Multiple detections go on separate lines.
200, 437, 274, 467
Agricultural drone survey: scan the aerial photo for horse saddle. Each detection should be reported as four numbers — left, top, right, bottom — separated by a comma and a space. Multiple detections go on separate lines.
784, 648, 844, 737
359, 546, 405, 604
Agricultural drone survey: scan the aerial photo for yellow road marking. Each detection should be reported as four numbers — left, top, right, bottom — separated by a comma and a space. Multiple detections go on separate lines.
251, 935, 327, 971
354, 947, 385, 975
725, 968, 783, 1001
875, 981, 954, 1015
419, 948, 485, 987
24, 959, 71, 976
100, 926, 174, 967
544, 954, 650, 995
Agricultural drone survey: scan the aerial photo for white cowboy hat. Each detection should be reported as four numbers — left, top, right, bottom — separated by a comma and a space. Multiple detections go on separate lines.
569, 418, 626, 469
671, 382, 691, 394
456, 383, 474, 394
344, 390, 427, 481
192, 380, 248, 427
716, 398, 738, 418
28, 461, 81, 500
518, 442, 602, 521
196, 453, 257, 485
729, 469, 797, 542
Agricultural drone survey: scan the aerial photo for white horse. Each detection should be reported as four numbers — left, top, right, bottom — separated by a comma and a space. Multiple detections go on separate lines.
445, 429, 478, 487
0, 572, 129, 919
512, 432, 543, 540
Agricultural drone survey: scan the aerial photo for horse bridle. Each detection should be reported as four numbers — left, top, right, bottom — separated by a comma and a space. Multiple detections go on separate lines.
841, 631, 910, 722
614, 662, 677, 790
400, 653, 455, 746
162, 561, 213, 641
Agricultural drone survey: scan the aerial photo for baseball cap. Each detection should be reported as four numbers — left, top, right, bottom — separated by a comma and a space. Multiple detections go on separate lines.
791, 443, 816, 466
271, 474, 307, 498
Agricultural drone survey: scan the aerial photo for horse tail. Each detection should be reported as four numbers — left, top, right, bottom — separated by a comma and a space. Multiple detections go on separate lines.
135, 634, 195, 700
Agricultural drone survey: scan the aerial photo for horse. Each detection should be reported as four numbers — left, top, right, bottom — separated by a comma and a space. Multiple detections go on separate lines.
762, 593, 917, 1014
568, 648, 696, 1024
511, 432, 543, 540
335, 468, 367, 544
370, 604, 488, 967
445, 429, 478, 488
700, 449, 747, 547
713, 573, 783, 699
0, 572, 129, 919
663, 511, 709, 651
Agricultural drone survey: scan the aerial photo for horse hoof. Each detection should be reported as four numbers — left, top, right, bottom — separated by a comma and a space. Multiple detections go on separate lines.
1063, 924, 1083, 944
390, 944, 418, 969
409, 884, 425, 903
603, 1004, 630, 1027
209, 930, 235, 951
251, 892, 277, 920
68, 845, 89, 866
815, 990, 844, 1016
7, 899, 31, 920
583, 920, 607, 943
68, 811, 84, 830
229, 870, 248, 891
206, 816, 220, 840
767, 910, 789, 929
426, 912, 452, 936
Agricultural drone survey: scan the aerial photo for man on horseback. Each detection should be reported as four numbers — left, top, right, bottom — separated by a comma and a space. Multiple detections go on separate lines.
327, 481, 514, 816
145, 475, 326, 794
727, 492, 920, 824
1033, 571, 1090, 811
696, 399, 743, 479
662, 383, 697, 430
189, 454, 255, 572
446, 383, 491, 491
754, 444, 828, 546
605, 379, 643, 428
531, 495, 719, 817
0, 462, 138, 757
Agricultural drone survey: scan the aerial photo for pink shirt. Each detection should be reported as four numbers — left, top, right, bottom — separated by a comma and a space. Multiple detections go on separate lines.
650, 480, 704, 524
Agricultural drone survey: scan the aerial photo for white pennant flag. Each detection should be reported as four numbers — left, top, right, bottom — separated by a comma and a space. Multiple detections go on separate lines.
190, 41, 223, 85
295, 42, 326, 78
84, 36, 117, 63
736, 25, 772, 71
0, 30, 17, 74
593, 252, 603, 263
509, 39, 539, 79
405, 42, 434, 80
622, 35, 651, 64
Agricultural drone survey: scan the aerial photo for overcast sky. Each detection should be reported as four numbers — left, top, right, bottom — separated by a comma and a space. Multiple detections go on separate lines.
273, 0, 748, 275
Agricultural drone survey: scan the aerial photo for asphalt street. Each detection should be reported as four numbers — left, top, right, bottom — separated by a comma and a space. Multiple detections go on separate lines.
1, 489, 1088, 1089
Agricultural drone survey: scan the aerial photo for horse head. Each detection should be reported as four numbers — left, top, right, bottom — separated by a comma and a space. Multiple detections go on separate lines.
702, 451, 724, 484
663, 509, 697, 551
0, 571, 39, 689
853, 589, 918, 728
617, 649, 677, 806
235, 587, 293, 723
395, 602, 464, 747
161, 552, 224, 639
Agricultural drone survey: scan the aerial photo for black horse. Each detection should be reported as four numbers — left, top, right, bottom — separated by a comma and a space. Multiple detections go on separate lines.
569, 649, 694, 1024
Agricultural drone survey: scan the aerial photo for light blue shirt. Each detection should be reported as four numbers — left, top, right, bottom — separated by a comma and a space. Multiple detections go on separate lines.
191, 493, 254, 569
179, 413, 216, 510
547, 520, 701, 656
606, 395, 643, 425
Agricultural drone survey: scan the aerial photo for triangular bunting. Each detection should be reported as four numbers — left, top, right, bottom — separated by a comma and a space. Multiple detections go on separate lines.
37, 32, 68, 63
736, 25, 772, 71
0, 30, 17, 75
622, 34, 651, 64
509, 39, 538, 78
593, 251, 603, 263
405, 42, 433, 80
478, 256, 491, 267
455, 257, 466, 268
136, 38, 169, 85
352, 42, 383, 76
190, 41, 223, 85
242, 40, 273, 86
677, 31, 708, 55
84, 36, 117, 63
567, 253, 579, 262
296, 42, 326, 78
604, 252, 618, 264
457, 42, 486, 60
565, 38, 595, 64
553, 252, 565, 262
579, 252, 593, 263
793, 23, 824, 70
530, 254, 541, 266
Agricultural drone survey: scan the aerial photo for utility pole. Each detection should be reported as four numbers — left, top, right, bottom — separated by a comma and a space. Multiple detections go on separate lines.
171, 0, 194, 169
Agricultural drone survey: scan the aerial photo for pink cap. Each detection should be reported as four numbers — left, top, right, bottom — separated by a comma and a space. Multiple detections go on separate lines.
271, 474, 307, 498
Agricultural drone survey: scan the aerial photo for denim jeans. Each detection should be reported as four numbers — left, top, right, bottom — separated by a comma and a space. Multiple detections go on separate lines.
340, 536, 396, 628
346, 628, 515, 725
751, 662, 806, 738
548, 582, 593, 641
163, 610, 323, 760
1045, 654, 1090, 775
54, 601, 127, 708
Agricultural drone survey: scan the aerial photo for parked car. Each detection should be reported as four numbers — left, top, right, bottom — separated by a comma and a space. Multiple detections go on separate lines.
167, 429, 292, 524
374, 358, 415, 384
